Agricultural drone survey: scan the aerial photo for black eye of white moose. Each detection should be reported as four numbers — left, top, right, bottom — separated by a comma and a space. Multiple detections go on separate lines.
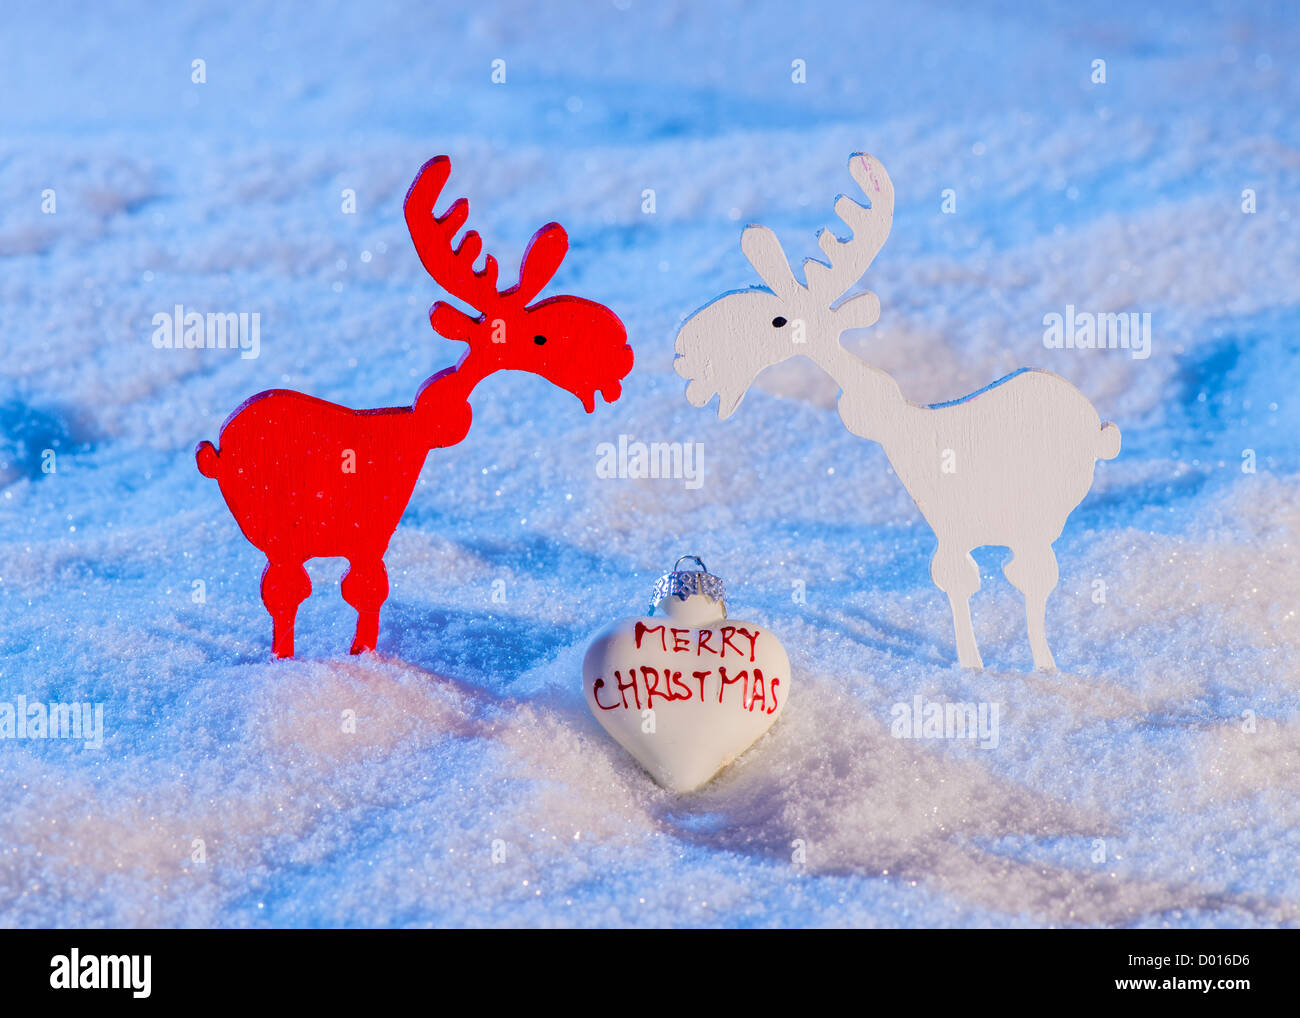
533, 334, 547, 345
771, 316, 787, 328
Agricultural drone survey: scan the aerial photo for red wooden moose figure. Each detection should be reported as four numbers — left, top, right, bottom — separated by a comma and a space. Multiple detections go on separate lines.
196, 156, 633, 658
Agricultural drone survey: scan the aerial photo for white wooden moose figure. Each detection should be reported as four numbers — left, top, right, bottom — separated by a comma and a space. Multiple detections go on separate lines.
674, 153, 1120, 671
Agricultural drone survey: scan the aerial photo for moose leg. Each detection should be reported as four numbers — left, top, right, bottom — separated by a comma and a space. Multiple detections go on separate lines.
1003, 544, 1059, 672
261, 559, 312, 659
342, 557, 389, 655
931, 544, 983, 669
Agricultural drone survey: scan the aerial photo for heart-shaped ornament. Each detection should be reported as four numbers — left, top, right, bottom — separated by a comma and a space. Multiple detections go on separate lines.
583, 557, 790, 792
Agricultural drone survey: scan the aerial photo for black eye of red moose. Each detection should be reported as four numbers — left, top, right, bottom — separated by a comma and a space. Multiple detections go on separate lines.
771, 316, 787, 328
533, 334, 547, 345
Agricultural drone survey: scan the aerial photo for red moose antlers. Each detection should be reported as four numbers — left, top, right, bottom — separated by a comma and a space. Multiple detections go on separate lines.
196, 156, 632, 658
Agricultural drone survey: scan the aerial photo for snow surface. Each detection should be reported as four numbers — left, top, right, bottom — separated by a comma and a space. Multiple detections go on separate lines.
1, 0, 1298, 927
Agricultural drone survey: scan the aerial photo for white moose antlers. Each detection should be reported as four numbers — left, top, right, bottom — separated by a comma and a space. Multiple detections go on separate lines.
674, 153, 1121, 671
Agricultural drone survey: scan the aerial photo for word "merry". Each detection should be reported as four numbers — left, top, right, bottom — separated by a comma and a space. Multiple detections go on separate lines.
634, 621, 760, 661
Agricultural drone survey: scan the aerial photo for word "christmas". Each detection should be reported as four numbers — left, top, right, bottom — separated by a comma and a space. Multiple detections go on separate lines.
593, 664, 781, 715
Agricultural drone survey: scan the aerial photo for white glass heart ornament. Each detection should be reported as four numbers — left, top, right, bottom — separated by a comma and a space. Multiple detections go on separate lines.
583, 556, 790, 792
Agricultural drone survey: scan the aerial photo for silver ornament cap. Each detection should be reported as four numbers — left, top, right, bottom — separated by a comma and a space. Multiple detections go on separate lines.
649, 555, 727, 615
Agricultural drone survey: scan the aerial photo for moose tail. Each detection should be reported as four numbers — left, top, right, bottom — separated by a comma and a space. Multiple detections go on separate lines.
1098, 421, 1121, 461
195, 440, 221, 478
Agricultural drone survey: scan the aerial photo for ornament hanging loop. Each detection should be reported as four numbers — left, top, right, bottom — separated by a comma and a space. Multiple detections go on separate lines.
650, 555, 727, 617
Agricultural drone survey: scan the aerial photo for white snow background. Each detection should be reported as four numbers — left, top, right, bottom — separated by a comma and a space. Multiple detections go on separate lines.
1, 0, 1298, 927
